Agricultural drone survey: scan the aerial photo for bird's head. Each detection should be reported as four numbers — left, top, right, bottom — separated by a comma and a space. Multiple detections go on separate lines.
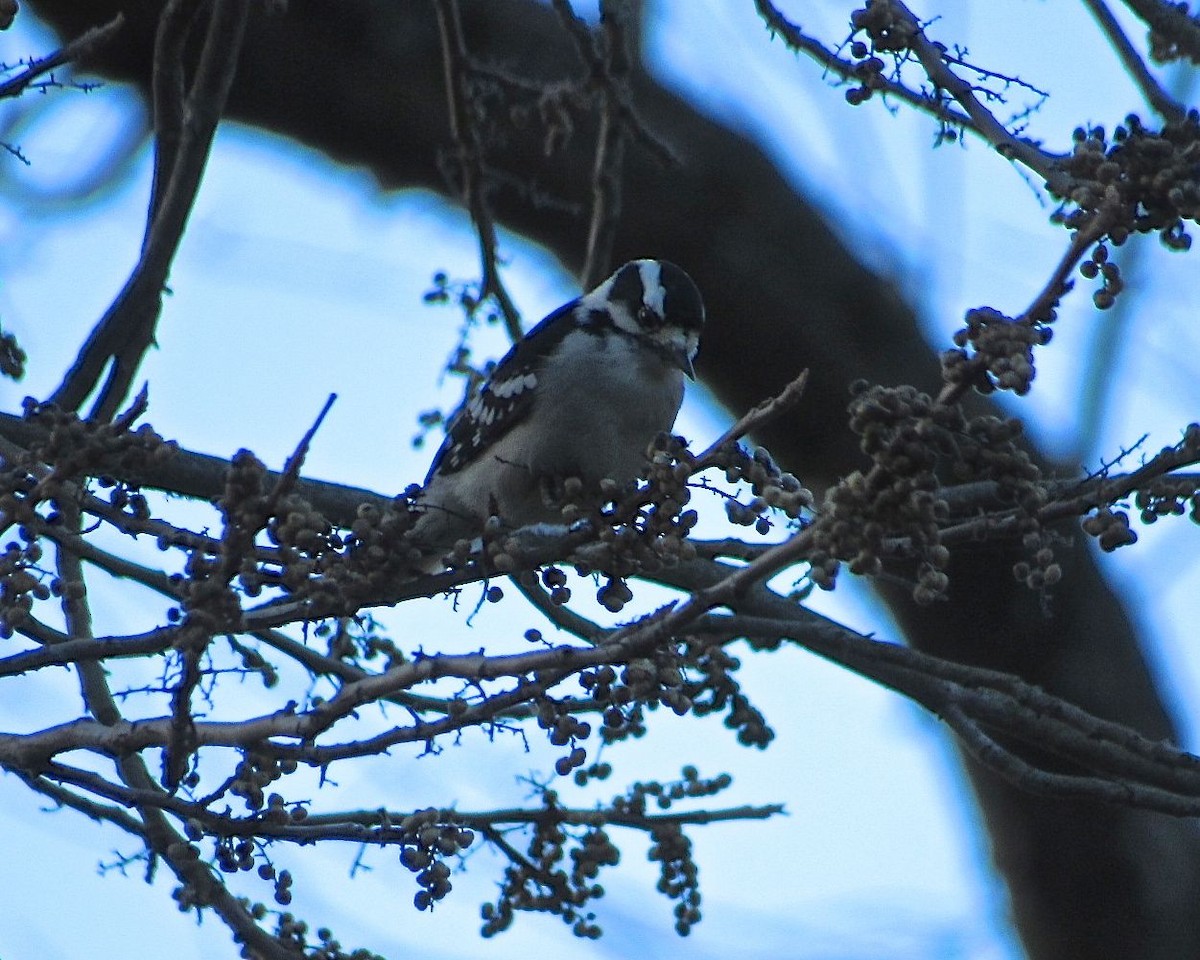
581, 259, 705, 379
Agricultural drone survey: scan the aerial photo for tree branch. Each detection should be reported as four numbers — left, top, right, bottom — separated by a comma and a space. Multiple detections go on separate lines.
50, 0, 250, 419
0, 11, 123, 99
1083, 0, 1187, 121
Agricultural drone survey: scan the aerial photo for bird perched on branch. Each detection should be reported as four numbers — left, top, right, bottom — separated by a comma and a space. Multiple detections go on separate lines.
409, 258, 705, 570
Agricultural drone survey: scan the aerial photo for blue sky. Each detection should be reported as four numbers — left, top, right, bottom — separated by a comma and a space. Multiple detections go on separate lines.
2, 2, 1199, 958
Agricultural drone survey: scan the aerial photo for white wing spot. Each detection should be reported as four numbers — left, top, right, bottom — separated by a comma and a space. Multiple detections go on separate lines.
491, 371, 538, 399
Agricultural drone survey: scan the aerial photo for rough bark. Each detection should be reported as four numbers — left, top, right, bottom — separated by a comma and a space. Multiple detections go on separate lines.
19, 1, 1200, 956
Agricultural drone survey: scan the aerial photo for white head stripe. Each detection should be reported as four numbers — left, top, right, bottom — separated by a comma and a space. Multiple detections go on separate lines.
637, 259, 665, 316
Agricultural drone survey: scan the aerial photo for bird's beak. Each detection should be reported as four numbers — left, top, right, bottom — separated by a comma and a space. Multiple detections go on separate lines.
674, 342, 697, 380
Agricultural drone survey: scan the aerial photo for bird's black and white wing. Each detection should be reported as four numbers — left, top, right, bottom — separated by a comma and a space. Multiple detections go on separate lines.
423, 301, 578, 481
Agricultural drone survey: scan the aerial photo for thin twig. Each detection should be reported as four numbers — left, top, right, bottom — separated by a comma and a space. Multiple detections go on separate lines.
432, 0, 524, 341
887, 1, 1069, 190
509, 574, 611, 645
17, 770, 147, 835
753, 0, 979, 135
268, 392, 337, 508
0, 629, 176, 678
555, 0, 635, 289
935, 215, 1110, 407
693, 369, 809, 468
0, 13, 125, 100
26, 761, 785, 842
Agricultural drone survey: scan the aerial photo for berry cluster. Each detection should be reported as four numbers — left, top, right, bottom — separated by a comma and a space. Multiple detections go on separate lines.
613, 767, 734, 817
682, 640, 774, 747
1147, 7, 1200, 63
942, 306, 1052, 397
215, 837, 261, 876
228, 750, 298, 812
1081, 507, 1139, 552
650, 823, 702, 936
1078, 242, 1125, 309
1077, 428, 1200, 550
812, 383, 1050, 604
325, 498, 418, 601
578, 663, 645, 743
269, 915, 382, 960
717, 442, 812, 535
479, 432, 807, 615
0, 326, 24, 379
613, 769, 730, 935
844, 46, 887, 106
594, 433, 705, 571
0, 404, 179, 635
1055, 113, 1200, 256
397, 807, 476, 911
532, 694, 593, 776
481, 789, 619, 940
813, 383, 948, 599
850, 1, 917, 53
1135, 475, 1200, 526
578, 638, 773, 751
21, 398, 177, 482
0, 534, 51, 639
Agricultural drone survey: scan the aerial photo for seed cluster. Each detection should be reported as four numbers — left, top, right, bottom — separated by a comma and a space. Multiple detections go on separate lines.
267, 916, 381, 960
229, 750, 299, 812
577, 638, 773, 751
533, 693, 593, 776
1080, 427, 1200, 550
0, 403, 176, 636
942, 306, 1052, 397
396, 807, 476, 911
811, 382, 1049, 603
21, 399, 177, 482
481, 433, 806, 610
650, 823, 702, 936
850, 1, 917, 53
0, 534, 50, 638
207, 486, 422, 619
842, 0, 919, 108
1135, 475, 1200, 526
0, 327, 26, 380
718, 442, 812, 536
1147, 10, 1200, 63
1078, 242, 1125, 310
481, 767, 728, 939
481, 790, 619, 940
614, 769, 728, 936
1055, 114, 1200, 255
1081, 507, 1139, 552
682, 640, 774, 747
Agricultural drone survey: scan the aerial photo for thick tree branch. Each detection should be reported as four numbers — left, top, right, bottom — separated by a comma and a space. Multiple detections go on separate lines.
50, 0, 250, 419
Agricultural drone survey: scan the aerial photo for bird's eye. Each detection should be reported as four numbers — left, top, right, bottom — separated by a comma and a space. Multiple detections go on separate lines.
637, 305, 660, 327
